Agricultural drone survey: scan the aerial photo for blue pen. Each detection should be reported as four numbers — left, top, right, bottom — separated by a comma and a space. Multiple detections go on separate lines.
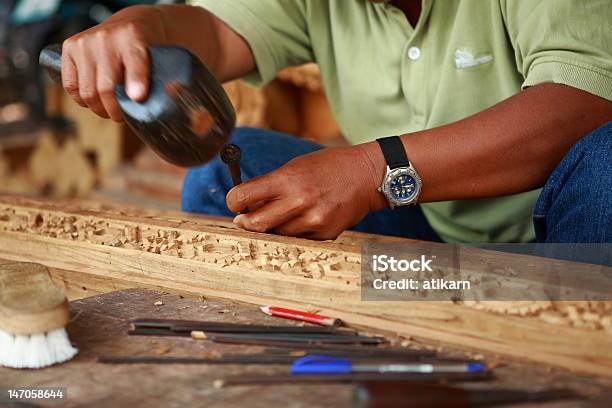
290, 355, 487, 375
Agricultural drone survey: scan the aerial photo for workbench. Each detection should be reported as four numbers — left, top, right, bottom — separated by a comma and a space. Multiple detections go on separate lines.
1, 288, 610, 407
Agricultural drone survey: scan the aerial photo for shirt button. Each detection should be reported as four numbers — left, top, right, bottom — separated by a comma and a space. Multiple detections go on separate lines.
408, 46, 421, 60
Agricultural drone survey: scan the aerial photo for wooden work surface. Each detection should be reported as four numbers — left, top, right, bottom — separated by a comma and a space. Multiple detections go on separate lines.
1, 288, 610, 408
1, 194, 611, 377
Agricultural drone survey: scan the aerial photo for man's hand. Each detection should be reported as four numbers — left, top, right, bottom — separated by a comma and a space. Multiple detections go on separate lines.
61, 6, 166, 121
60, 5, 254, 122
226, 144, 386, 240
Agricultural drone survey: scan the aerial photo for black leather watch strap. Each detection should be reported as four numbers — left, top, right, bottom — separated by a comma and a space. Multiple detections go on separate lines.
376, 136, 410, 169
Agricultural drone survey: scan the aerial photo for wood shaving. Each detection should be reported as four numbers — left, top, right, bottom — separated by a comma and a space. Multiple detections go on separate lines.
462, 300, 612, 333
152, 346, 171, 355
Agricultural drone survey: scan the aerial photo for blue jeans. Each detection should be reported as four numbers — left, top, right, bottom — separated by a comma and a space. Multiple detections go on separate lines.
182, 122, 612, 243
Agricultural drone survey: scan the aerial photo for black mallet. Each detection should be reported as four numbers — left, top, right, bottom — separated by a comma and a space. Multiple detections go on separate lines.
40, 45, 236, 168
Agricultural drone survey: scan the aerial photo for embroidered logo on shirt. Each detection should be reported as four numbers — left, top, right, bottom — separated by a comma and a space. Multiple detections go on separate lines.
454, 48, 493, 69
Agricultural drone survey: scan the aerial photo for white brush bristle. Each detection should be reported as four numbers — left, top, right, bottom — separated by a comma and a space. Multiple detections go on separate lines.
0, 328, 78, 369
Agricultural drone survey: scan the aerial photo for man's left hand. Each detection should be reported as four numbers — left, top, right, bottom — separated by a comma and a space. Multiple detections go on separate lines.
226, 144, 385, 240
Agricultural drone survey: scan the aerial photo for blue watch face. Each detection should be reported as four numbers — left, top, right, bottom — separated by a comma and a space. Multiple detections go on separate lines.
389, 173, 417, 201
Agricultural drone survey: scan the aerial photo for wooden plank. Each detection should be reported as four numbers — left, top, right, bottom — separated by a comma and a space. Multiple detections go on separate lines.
0, 194, 610, 376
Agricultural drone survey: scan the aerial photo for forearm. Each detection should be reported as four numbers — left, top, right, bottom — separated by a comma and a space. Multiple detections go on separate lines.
152, 5, 255, 81
360, 84, 612, 210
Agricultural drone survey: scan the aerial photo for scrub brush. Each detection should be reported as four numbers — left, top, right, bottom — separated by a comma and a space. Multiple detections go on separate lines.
0, 262, 78, 369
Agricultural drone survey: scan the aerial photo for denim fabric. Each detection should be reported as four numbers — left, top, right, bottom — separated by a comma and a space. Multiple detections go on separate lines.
182, 127, 442, 241
534, 122, 612, 243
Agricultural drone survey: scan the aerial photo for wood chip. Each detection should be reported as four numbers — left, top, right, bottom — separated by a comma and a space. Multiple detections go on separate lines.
152, 346, 171, 355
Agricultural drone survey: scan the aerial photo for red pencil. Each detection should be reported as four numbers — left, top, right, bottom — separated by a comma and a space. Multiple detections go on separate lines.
260, 306, 341, 327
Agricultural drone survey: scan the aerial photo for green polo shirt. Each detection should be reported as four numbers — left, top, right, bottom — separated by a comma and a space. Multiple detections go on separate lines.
189, 0, 612, 243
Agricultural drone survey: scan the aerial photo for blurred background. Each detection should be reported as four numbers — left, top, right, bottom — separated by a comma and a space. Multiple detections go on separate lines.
0, 0, 342, 209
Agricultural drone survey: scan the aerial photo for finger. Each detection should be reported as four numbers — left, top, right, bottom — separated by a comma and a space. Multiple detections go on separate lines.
121, 45, 150, 101
247, 200, 266, 212
74, 55, 109, 118
275, 212, 341, 240
96, 52, 124, 122
61, 48, 86, 108
274, 216, 317, 238
233, 198, 304, 233
226, 175, 280, 213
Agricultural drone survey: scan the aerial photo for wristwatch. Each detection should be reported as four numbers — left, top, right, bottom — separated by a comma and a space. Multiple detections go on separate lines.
376, 136, 422, 208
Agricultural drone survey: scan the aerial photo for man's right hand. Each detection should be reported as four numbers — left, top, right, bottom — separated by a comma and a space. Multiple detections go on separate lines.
61, 6, 166, 121
60, 4, 254, 122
